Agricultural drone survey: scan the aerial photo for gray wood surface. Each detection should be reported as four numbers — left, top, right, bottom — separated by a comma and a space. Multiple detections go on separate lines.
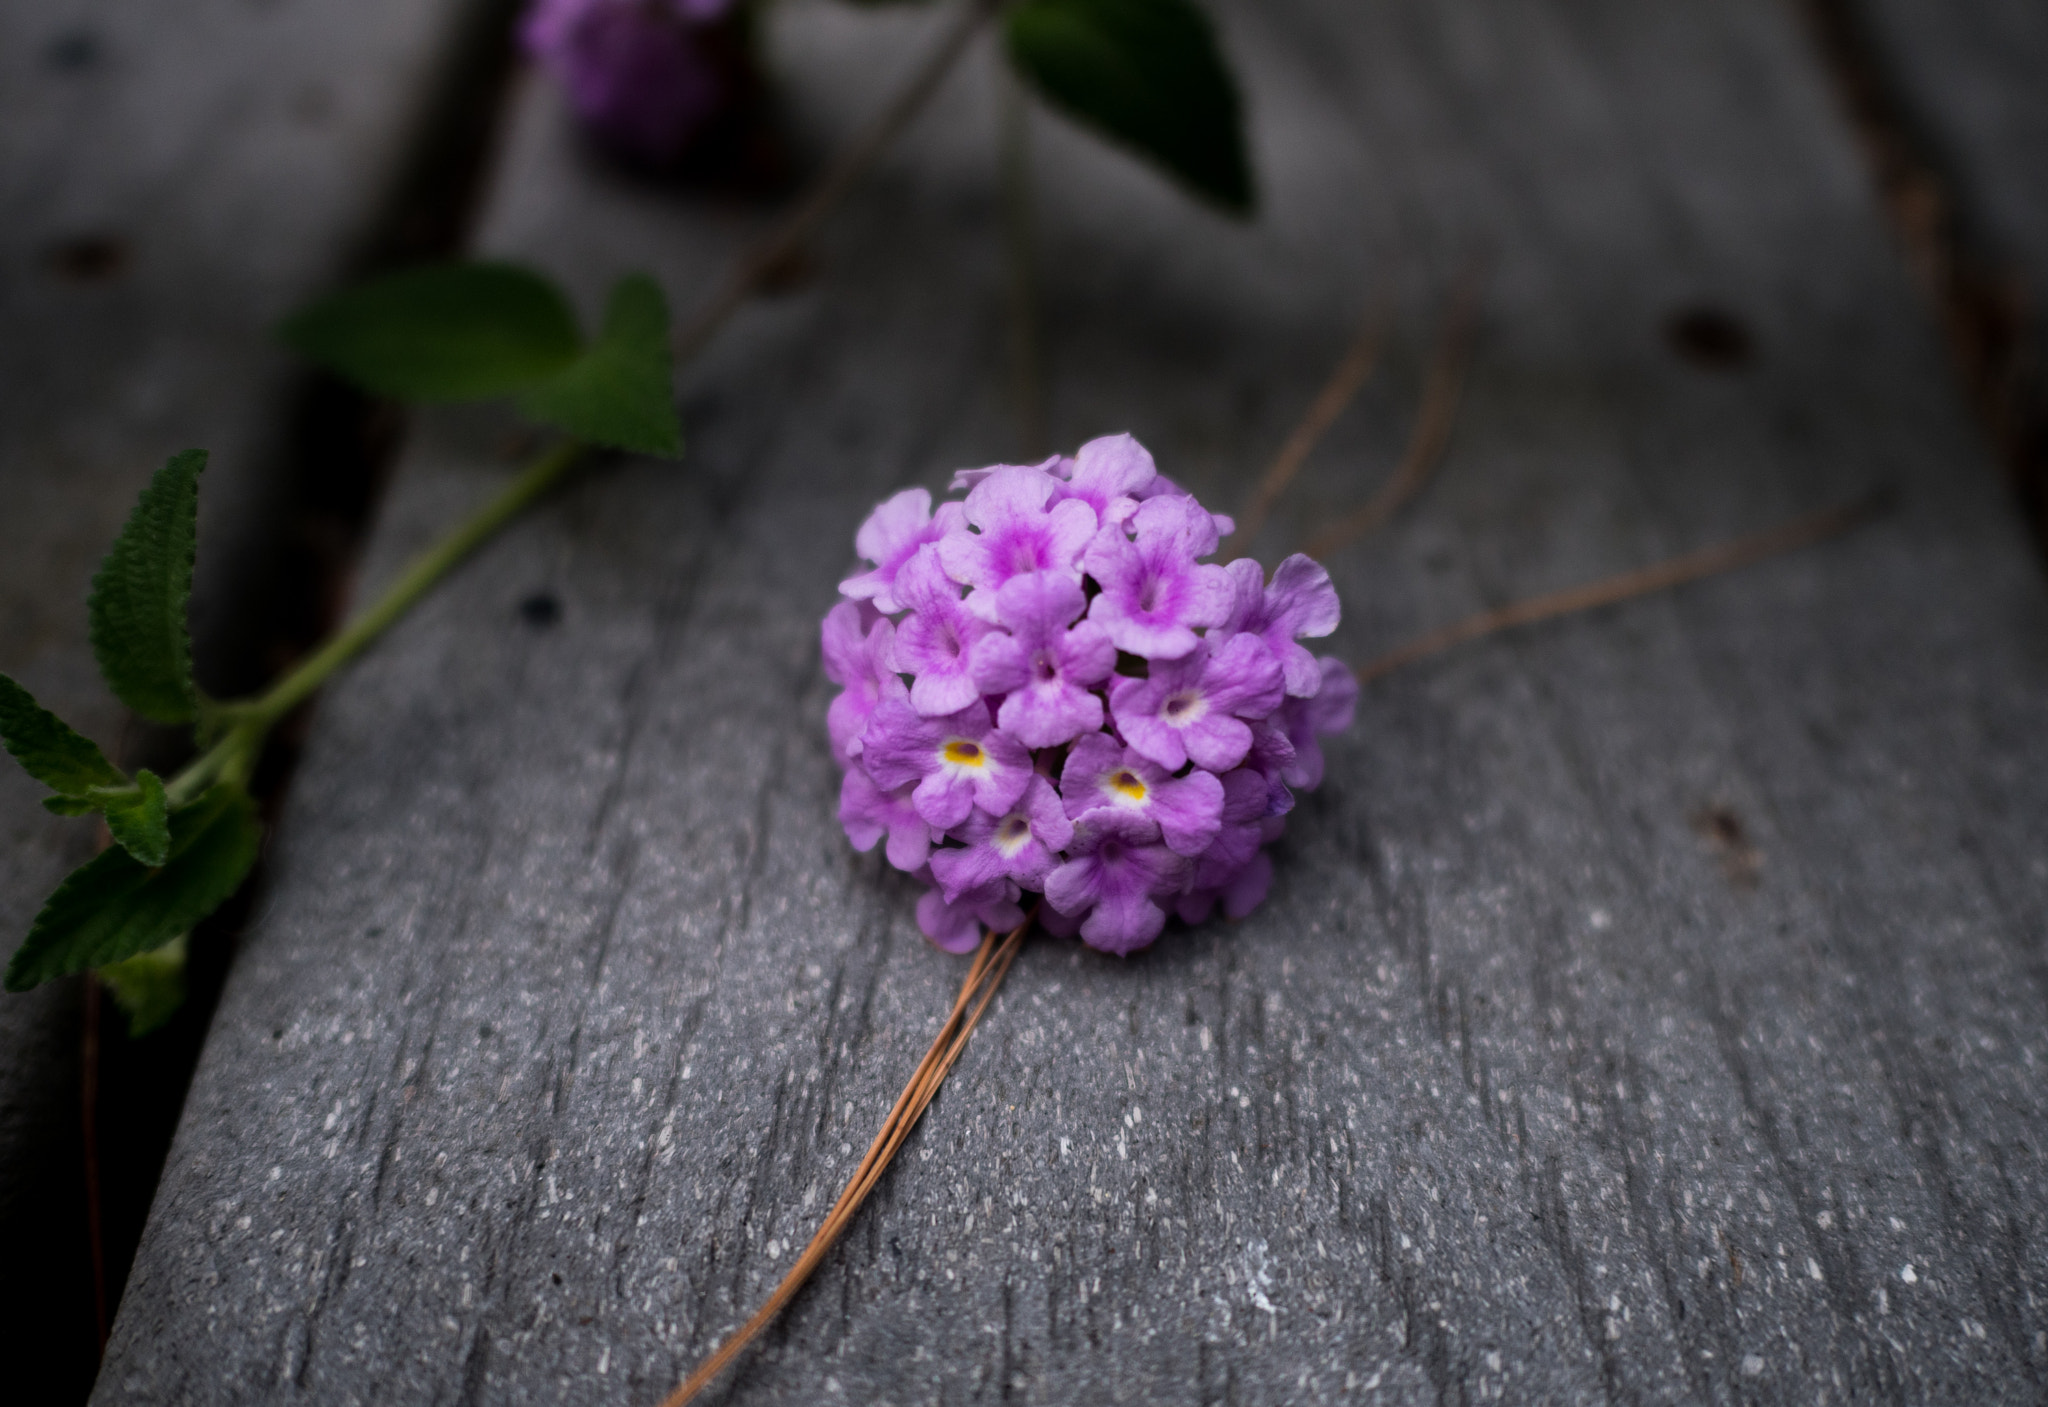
99, 0, 2048, 1402
0, 0, 500, 1393
1851, 0, 2048, 378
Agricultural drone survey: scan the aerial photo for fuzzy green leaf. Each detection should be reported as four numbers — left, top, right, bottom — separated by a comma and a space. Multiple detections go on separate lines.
98, 934, 188, 1037
0, 672, 127, 796
281, 262, 584, 402
43, 796, 98, 817
101, 769, 170, 867
515, 274, 683, 456
1006, 0, 1253, 214
90, 449, 203, 724
5, 785, 261, 991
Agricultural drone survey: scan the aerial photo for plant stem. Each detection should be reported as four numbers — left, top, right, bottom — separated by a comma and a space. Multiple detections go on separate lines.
1223, 297, 1389, 559
661, 916, 1031, 1407
163, 0, 996, 810
252, 439, 584, 726
166, 439, 586, 807
1352, 492, 1889, 684
161, 1, 993, 812
672, 0, 1004, 366
1302, 265, 1486, 562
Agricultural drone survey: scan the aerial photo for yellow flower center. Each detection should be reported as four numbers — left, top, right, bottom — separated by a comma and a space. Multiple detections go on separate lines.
1109, 769, 1148, 802
943, 740, 985, 767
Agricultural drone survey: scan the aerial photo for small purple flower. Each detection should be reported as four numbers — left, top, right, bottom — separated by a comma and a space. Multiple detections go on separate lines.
1083, 495, 1233, 660
1276, 657, 1359, 790
889, 546, 996, 716
1174, 768, 1279, 922
938, 465, 1096, 617
949, 454, 1069, 495
821, 601, 905, 763
1242, 717, 1300, 806
840, 488, 967, 615
1059, 733, 1224, 858
823, 435, 1351, 955
916, 872, 1025, 954
1175, 850, 1272, 926
967, 573, 1116, 748
929, 775, 1073, 901
1132, 470, 1235, 538
861, 699, 1031, 831
1043, 811, 1192, 956
522, 0, 753, 170
1050, 433, 1155, 527
1036, 901, 1084, 939
838, 766, 932, 873
1216, 554, 1342, 697
1110, 633, 1285, 772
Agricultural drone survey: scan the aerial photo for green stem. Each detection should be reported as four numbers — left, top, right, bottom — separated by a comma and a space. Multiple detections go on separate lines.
163, 730, 245, 808
251, 439, 584, 726
165, 439, 586, 806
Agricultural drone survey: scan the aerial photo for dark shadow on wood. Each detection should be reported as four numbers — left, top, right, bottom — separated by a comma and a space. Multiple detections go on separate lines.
1801, 0, 2048, 554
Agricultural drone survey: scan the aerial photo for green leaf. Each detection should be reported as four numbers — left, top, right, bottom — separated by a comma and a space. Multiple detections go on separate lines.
98, 934, 188, 1037
0, 672, 127, 795
281, 262, 584, 402
43, 796, 98, 817
1006, 0, 1254, 214
5, 785, 261, 991
101, 769, 170, 867
515, 274, 683, 456
90, 449, 203, 724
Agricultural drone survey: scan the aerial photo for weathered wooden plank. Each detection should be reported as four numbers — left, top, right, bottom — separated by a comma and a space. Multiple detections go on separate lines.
0, 0, 506, 1390
1826, 0, 2048, 532
102, 0, 2048, 1403
1847, 0, 2048, 351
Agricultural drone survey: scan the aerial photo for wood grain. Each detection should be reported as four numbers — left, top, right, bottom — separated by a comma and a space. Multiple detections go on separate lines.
0, 0, 504, 1392
1820, 0, 2048, 527
101, 1, 2048, 1402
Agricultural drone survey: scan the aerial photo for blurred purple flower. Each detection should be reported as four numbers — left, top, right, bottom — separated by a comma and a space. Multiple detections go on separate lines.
522, 0, 755, 170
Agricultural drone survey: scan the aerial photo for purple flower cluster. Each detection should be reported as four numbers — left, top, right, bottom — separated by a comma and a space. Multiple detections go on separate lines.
522, 0, 755, 171
824, 436, 1356, 958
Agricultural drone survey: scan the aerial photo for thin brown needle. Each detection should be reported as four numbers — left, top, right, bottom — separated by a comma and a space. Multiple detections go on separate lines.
660, 917, 1030, 1407
1354, 492, 1889, 684
672, 0, 1003, 367
1305, 266, 1487, 561
1224, 296, 1390, 557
